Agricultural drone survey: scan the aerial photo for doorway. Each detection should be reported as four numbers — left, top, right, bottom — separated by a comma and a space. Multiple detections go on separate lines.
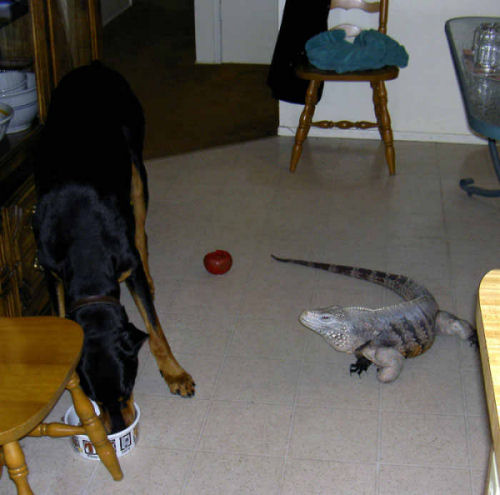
103, 0, 278, 159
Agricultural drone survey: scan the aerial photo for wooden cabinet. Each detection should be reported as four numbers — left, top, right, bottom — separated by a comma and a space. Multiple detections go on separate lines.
0, 1, 101, 317
0, 144, 43, 317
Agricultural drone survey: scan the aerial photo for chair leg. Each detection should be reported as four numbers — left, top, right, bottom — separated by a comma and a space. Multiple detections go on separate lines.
372, 81, 396, 175
3, 441, 33, 495
66, 372, 123, 481
290, 80, 320, 173
370, 82, 383, 141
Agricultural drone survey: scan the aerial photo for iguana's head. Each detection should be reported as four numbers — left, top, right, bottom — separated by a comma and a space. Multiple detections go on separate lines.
299, 305, 355, 352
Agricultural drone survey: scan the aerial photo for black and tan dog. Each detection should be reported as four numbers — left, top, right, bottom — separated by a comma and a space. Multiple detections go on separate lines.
33, 62, 195, 433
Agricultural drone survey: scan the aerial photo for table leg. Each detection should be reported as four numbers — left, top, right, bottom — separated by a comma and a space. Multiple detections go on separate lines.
460, 139, 500, 197
489, 138, 500, 181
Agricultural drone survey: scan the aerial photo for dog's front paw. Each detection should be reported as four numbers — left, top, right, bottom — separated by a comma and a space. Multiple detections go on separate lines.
161, 371, 195, 397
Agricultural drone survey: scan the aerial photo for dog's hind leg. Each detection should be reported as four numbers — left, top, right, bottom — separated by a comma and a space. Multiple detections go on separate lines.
131, 163, 154, 295
126, 267, 195, 397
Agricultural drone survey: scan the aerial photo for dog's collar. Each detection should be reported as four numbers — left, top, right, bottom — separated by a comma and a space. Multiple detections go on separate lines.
68, 295, 122, 315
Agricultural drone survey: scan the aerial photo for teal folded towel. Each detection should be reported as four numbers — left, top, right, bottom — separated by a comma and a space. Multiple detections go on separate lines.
305, 29, 409, 72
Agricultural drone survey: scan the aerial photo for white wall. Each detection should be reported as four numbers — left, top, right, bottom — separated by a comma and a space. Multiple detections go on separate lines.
195, 0, 278, 64
194, 0, 221, 63
221, 0, 277, 63
278, 0, 500, 144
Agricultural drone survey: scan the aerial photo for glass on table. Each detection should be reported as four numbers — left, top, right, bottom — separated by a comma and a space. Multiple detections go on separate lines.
472, 22, 500, 73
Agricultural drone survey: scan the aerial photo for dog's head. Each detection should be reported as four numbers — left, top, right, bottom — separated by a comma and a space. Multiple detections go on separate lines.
73, 304, 148, 433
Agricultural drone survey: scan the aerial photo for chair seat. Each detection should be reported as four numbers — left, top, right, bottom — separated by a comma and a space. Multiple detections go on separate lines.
0, 317, 83, 445
295, 58, 399, 82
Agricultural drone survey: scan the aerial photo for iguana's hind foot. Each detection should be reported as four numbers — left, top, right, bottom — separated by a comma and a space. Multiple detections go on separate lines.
361, 345, 405, 383
350, 356, 372, 377
435, 310, 477, 344
467, 332, 479, 348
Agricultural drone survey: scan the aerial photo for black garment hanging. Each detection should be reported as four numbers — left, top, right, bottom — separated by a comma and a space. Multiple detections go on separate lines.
267, 0, 330, 104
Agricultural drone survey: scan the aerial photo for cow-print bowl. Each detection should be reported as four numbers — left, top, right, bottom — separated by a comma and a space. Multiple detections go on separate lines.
64, 401, 140, 460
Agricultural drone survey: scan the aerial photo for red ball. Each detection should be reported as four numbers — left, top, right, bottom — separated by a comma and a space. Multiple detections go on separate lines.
203, 250, 232, 275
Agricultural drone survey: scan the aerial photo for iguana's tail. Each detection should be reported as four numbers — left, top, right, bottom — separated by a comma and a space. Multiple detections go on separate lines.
271, 254, 435, 303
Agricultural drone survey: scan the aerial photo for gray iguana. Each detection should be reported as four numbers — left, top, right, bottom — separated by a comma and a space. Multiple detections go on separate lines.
271, 255, 477, 383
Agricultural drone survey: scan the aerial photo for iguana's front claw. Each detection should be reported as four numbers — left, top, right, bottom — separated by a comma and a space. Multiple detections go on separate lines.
349, 356, 372, 377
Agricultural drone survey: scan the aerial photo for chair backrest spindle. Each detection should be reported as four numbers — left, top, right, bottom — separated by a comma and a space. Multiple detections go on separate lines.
330, 0, 380, 13
379, 0, 388, 34
330, 0, 388, 34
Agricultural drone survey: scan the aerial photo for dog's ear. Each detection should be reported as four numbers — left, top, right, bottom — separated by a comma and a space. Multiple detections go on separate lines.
122, 322, 149, 356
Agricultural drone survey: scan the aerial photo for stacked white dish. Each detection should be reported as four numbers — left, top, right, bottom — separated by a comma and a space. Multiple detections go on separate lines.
0, 70, 25, 93
0, 70, 37, 134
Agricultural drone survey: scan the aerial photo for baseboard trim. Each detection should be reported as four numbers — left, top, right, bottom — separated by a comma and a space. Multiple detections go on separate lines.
277, 125, 487, 145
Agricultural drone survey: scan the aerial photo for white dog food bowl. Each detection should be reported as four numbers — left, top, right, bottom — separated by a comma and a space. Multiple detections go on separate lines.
0, 102, 13, 141
0, 70, 26, 93
64, 401, 140, 460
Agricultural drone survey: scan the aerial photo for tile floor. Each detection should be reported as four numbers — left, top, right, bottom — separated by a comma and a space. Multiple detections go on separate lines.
4, 136, 500, 494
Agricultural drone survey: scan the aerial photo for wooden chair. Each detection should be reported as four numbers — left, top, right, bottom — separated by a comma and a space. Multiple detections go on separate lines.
290, 0, 399, 175
0, 317, 122, 494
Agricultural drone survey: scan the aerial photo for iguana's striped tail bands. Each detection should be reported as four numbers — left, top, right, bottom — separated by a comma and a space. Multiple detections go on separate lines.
271, 254, 435, 302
